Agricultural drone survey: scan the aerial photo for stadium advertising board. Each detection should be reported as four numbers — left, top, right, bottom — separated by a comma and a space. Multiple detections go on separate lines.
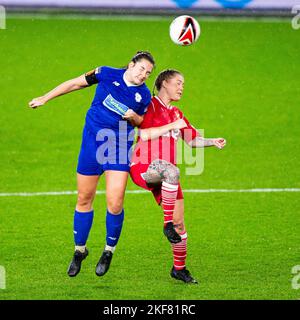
0, 0, 299, 9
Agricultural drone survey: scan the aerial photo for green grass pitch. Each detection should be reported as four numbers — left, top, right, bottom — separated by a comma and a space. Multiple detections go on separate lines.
0, 15, 300, 300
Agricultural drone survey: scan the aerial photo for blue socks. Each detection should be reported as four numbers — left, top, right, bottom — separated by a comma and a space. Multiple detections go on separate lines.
73, 210, 94, 246
106, 209, 124, 247
73, 208, 124, 249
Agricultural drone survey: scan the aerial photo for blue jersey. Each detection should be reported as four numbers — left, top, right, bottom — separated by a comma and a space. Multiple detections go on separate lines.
85, 66, 151, 135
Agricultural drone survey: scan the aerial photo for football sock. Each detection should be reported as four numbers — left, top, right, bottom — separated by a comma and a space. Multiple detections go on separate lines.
105, 208, 124, 248
105, 245, 116, 254
75, 245, 86, 253
161, 181, 179, 226
172, 230, 187, 270
73, 209, 94, 248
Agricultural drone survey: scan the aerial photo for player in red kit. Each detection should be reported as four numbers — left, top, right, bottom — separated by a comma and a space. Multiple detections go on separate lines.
130, 69, 226, 284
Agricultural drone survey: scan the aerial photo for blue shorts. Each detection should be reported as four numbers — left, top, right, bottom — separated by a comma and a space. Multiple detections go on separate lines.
77, 125, 131, 176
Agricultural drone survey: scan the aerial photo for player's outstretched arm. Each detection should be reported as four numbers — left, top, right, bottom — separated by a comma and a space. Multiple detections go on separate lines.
28, 74, 89, 109
140, 119, 187, 141
189, 137, 226, 149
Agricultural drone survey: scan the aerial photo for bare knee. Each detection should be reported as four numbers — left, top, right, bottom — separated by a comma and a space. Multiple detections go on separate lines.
148, 160, 180, 185
163, 164, 180, 184
76, 191, 95, 211
107, 197, 123, 214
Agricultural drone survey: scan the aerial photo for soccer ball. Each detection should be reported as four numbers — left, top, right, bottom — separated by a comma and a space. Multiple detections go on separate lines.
169, 15, 201, 46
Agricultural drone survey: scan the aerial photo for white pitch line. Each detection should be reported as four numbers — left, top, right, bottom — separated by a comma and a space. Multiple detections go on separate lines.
0, 188, 300, 197
183, 188, 300, 193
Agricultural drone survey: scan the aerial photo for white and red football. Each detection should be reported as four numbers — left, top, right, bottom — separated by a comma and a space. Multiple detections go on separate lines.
169, 15, 201, 46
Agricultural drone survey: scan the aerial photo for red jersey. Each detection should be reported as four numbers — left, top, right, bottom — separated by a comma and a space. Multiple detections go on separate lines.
131, 96, 199, 166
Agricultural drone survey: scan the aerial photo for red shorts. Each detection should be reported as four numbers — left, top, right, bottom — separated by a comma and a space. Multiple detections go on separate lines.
130, 163, 184, 205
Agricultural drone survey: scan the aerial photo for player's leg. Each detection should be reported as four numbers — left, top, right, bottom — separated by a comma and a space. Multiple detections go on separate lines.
95, 170, 128, 276
74, 173, 99, 250
170, 199, 197, 284
144, 159, 181, 243
68, 125, 103, 277
67, 173, 100, 277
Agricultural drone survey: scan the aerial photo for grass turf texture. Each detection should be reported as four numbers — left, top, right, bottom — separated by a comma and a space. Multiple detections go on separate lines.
0, 16, 299, 299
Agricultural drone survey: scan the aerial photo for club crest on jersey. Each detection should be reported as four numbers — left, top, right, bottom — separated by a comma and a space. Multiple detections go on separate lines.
135, 93, 142, 103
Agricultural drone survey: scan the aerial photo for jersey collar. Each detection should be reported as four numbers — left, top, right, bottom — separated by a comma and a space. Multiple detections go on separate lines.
154, 96, 172, 109
123, 71, 141, 87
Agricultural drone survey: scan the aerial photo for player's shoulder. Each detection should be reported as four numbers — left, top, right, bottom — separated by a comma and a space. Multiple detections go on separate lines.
152, 96, 183, 113
170, 105, 182, 112
138, 82, 151, 96
170, 104, 184, 117
151, 96, 163, 107
135, 84, 151, 106
146, 96, 160, 111
136, 97, 153, 119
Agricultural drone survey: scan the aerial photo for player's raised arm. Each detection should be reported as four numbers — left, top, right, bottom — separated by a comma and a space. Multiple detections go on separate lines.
28, 72, 93, 109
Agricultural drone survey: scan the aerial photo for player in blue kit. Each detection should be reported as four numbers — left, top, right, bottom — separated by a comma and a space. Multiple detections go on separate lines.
29, 51, 155, 277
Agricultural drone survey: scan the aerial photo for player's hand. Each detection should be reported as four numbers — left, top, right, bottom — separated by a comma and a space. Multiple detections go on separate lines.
28, 96, 46, 109
213, 138, 226, 149
123, 109, 144, 127
172, 119, 187, 130
123, 109, 137, 121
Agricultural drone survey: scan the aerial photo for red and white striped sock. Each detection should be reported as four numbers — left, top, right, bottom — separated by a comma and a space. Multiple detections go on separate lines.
161, 181, 179, 227
172, 231, 187, 270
